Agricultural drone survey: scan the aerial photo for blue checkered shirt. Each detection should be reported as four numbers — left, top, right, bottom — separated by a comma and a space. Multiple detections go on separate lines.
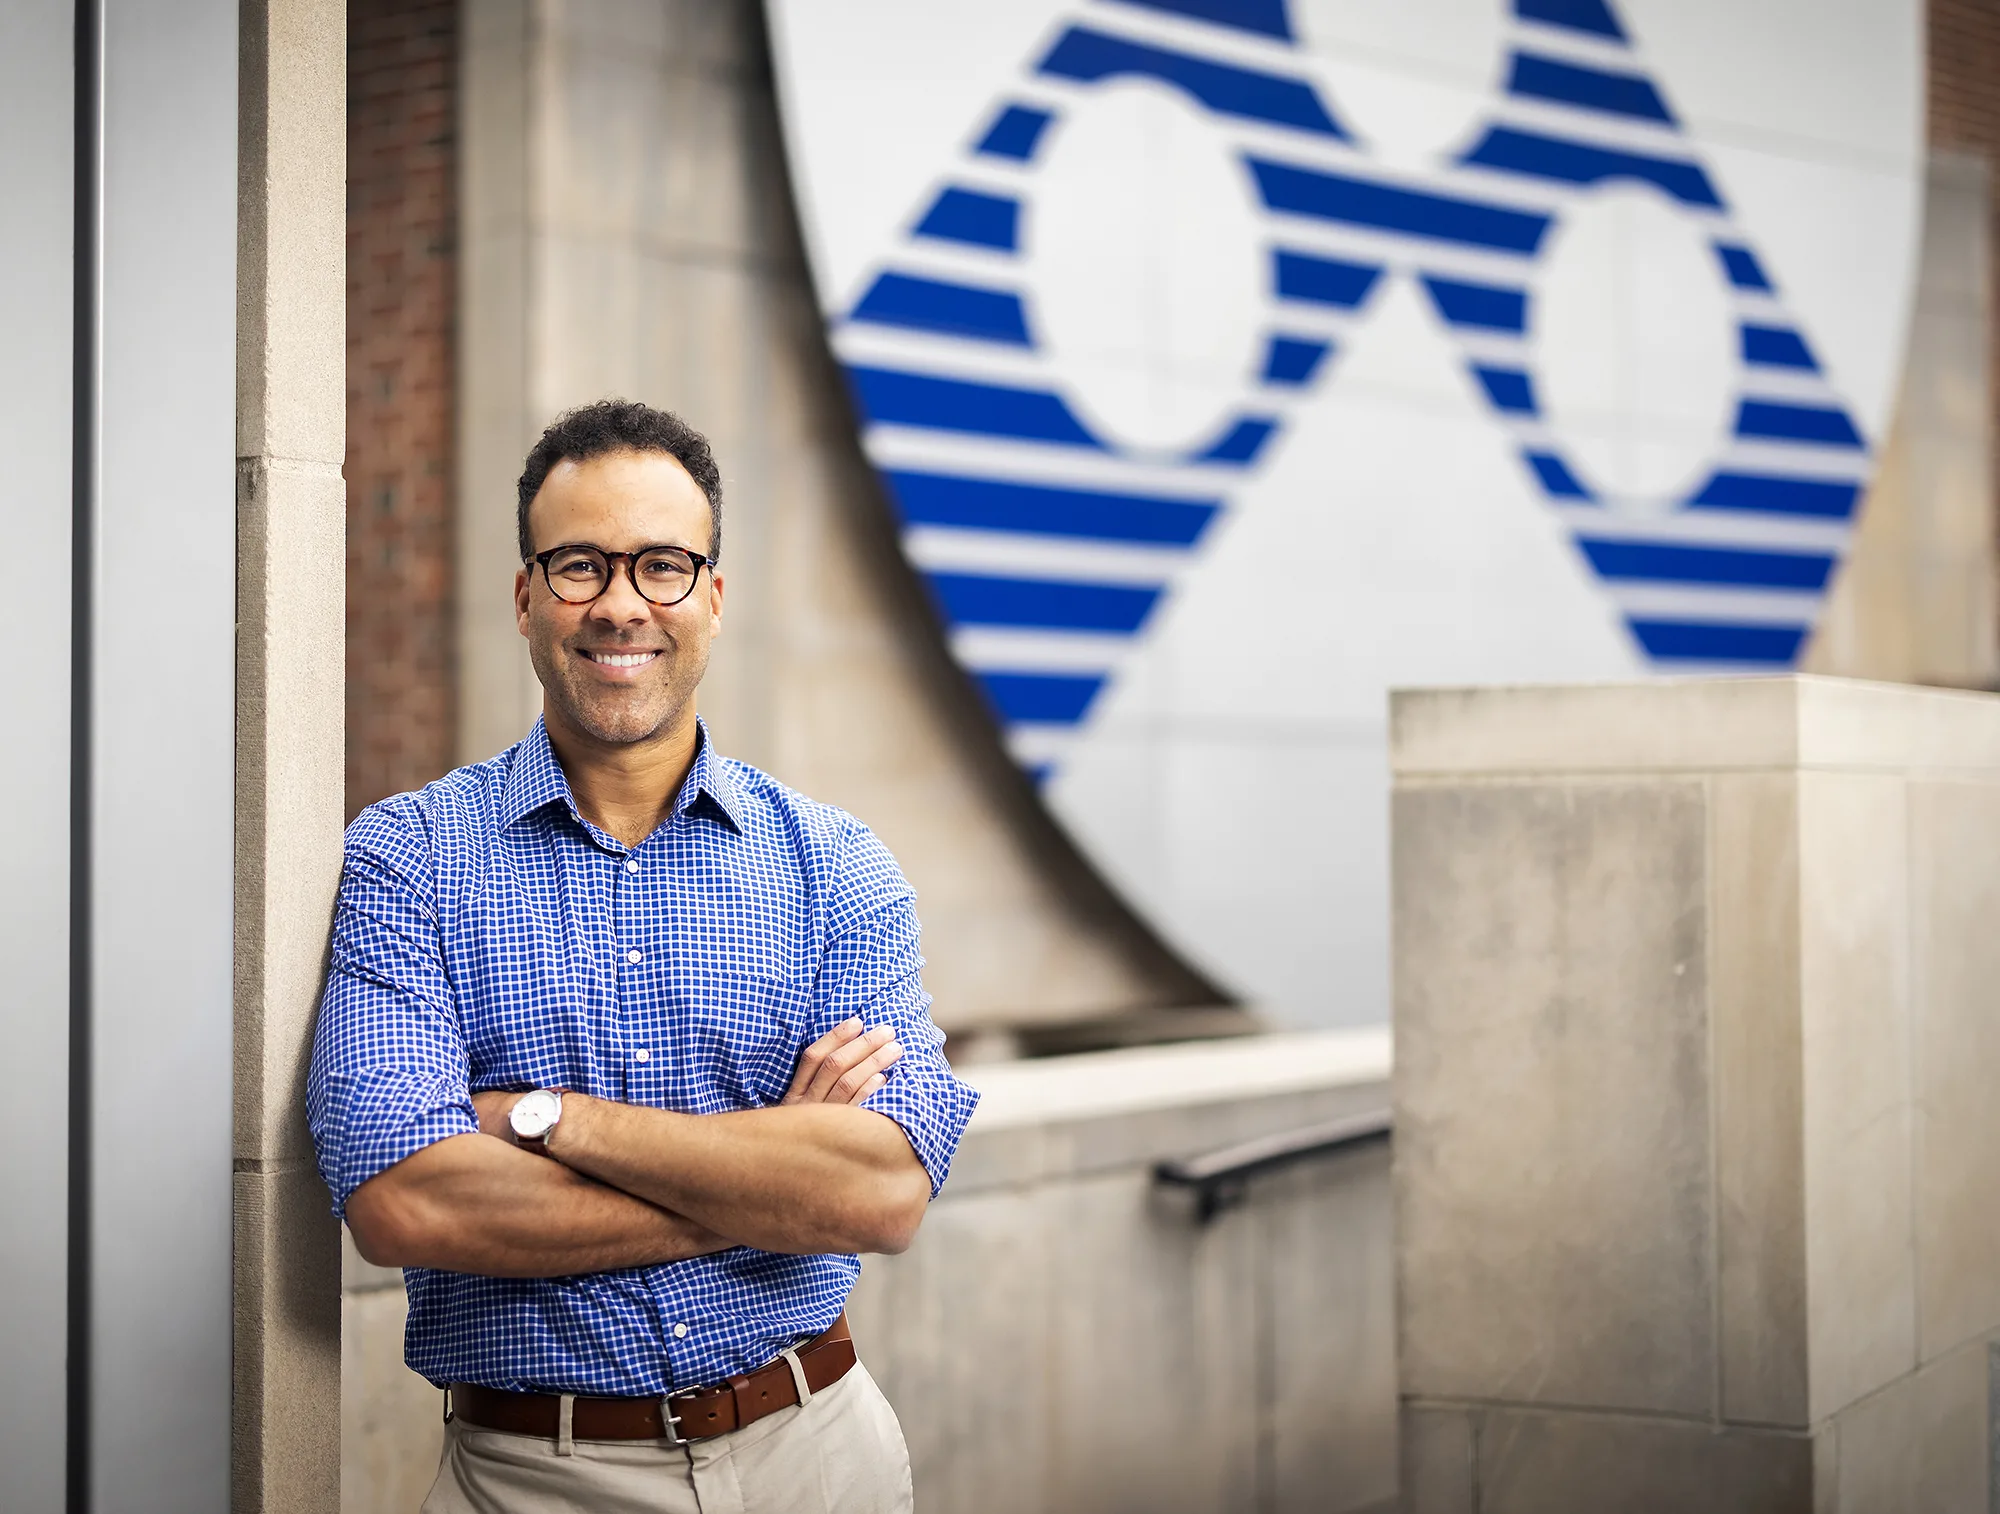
307, 717, 978, 1395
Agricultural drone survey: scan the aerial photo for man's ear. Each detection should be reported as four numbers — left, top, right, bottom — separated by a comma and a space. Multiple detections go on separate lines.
707, 566, 724, 638
515, 567, 532, 637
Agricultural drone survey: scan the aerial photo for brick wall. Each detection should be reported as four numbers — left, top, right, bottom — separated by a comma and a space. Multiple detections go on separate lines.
346, 0, 458, 818
1930, 0, 2000, 569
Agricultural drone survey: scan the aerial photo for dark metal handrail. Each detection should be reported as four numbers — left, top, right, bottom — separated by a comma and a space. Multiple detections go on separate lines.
1152, 1107, 1393, 1223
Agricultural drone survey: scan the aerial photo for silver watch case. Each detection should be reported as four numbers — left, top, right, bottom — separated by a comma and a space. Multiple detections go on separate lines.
509, 1088, 563, 1142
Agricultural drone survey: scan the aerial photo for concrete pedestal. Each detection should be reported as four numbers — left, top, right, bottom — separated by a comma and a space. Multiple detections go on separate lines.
1392, 677, 2000, 1514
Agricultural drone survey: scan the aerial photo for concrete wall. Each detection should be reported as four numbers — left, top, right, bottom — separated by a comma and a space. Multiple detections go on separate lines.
341, 1031, 1398, 1513
1807, 152, 1997, 687
452, 0, 1213, 1034
1393, 678, 2000, 1513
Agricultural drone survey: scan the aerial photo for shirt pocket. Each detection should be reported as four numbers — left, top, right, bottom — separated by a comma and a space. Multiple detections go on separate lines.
660, 969, 809, 1111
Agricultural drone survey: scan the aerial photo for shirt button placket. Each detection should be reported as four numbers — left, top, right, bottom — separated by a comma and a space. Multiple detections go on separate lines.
616, 850, 642, 1101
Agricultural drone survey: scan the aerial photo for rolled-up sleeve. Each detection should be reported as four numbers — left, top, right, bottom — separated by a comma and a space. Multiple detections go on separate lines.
307, 803, 479, 1218
814, 824, 979, 1197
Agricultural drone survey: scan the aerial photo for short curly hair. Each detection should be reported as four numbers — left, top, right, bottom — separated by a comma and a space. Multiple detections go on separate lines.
516, 399, 724, 562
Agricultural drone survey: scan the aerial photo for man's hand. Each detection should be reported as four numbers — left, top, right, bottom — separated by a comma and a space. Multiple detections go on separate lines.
783, 1018, 904, 1106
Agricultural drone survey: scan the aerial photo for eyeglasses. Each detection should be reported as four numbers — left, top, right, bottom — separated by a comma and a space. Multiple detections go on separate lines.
527, 543, 714, 607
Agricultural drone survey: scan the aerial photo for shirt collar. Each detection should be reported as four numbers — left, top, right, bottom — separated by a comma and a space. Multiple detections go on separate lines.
673, 717, 746, 834
499, 715, 744, 837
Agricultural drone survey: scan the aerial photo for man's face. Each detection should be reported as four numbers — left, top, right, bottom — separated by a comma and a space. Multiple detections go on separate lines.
515, 449, 724, 748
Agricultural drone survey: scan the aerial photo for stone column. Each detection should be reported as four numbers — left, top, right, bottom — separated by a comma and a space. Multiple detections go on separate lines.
234, 0, 347, 1509
1392, 677, 2000, 1513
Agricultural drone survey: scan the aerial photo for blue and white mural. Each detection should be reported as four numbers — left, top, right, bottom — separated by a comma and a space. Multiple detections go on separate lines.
767, 0, 1923, 1025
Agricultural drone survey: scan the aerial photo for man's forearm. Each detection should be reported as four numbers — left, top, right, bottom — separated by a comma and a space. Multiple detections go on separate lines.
345, 1132, 732, 1277
548, 1096, 931, 1256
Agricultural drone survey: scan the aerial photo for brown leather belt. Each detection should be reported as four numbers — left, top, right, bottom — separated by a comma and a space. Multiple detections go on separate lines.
448, 1313, 856, 1446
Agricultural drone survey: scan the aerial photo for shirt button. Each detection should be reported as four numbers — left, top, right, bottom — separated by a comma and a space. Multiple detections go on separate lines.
626, 948, 642, 965
625, 859, 639, 875
673, 1323, 689, 1340
635, 1048, 650, 1063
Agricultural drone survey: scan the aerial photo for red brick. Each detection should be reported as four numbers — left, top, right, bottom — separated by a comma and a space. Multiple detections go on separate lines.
346, 0, 459, 818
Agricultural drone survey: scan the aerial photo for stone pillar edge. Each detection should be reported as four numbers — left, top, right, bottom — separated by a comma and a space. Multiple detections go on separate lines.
233, 0, 346, 1508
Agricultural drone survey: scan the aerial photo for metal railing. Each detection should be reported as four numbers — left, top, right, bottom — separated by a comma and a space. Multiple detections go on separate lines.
1152, 1108, 1393, 1222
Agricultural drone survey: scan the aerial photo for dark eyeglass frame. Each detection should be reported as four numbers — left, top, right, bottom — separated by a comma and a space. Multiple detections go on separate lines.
527, 542, 716, 607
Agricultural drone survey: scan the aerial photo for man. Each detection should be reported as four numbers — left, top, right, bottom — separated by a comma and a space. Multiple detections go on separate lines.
308, 399, 978, 1513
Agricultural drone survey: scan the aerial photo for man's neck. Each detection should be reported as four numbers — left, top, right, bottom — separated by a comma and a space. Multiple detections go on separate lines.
543, 708, 701, 848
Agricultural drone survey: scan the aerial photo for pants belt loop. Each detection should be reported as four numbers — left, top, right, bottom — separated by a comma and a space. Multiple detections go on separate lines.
556, 1394, 576, 1457
780, 1347, 812, 1408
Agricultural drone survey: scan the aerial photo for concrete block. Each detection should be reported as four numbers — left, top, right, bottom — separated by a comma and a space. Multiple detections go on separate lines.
234, 1163, 342, 1514
1806, 152, 1996, 691
1391, 678, 1802, 776
1798, 772, 1917, 1418
1041, 1170, 1260, 1513
1792, 679, 2000, 775
1913, 1336, 1992, 1513
1826, 1369, 1920, 1514
234, 457, 347, 1170
1391, 679, 2000, 781
236, 0, 347, 466
1400, 1405, 1475, 1514
629, 253, 783, 470
1394, 780, 1714, 1416
1474, 1410, 1813, 1514
542, 0, 674, 60
1711, 774, 1809, 1426
341, 1282, 443, 1514
847, 1185, 1051, 1514
1915, 153, 1991, 311
1263, 1146, 1397, 1513
456, 0, 541, 767
946, 1078, 1390, 1198
1910, 783, 2000, 1361
539, 8, 777, 267
657, 0, 759, 75
1394, 680, 2000, 1511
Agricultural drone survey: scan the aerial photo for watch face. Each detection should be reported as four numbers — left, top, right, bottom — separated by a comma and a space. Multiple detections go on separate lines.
510, 1089, 561, 1140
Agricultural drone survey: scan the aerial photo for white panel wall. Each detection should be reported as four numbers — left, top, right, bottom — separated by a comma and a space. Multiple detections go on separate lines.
90, 0, 239, 1508
0, 5, 76, 1511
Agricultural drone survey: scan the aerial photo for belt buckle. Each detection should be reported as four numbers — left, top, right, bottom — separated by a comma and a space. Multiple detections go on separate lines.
659, 1386, 700, 1447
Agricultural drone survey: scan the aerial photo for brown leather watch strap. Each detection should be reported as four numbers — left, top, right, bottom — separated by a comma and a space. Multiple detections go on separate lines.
450, 1313, 855, 1445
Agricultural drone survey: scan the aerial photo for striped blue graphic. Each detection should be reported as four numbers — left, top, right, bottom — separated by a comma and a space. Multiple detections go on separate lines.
823, 0, 1881, 783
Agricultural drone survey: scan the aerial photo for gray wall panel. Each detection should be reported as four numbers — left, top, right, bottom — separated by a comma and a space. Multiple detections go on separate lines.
92, 0, 237, 1507
0, 4, 74, 1512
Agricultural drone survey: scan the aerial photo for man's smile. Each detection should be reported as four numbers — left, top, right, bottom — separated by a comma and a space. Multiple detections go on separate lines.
578, 648, 661, 669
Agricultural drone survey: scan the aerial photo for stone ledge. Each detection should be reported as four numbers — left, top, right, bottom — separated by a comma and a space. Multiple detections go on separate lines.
1392, 677, 2000, 779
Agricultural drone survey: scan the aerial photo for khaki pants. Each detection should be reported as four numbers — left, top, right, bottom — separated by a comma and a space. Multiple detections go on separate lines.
420, 1362, 915, 1514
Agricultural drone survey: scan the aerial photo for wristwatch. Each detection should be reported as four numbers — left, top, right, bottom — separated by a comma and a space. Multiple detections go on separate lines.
508, 1088, 564, 1155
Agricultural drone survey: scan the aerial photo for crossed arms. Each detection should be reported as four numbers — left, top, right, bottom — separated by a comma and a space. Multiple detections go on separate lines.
345, 1020, 931, 1277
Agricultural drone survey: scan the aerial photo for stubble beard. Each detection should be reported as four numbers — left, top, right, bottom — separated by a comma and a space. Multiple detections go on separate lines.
530, 623, 710, 748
